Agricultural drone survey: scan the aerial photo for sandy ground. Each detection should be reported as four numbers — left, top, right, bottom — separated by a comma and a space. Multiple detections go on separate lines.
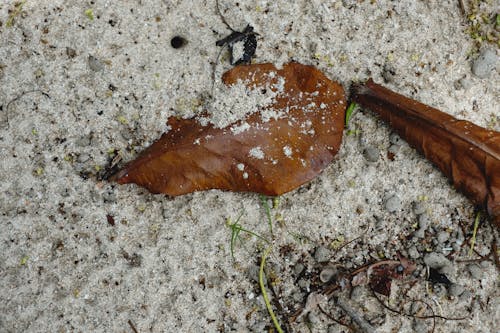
0, 1, 499, 332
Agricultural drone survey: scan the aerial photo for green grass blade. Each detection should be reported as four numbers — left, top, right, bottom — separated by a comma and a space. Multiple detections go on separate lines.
345, 102, 357, 127
260, 195, 273, 235
259, 246, 284, 333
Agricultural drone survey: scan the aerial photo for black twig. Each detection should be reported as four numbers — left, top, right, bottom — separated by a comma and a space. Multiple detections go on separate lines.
128, 319, 138, 333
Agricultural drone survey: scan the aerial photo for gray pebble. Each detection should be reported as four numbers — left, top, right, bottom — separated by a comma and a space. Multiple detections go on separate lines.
363, 146, 379, 162
472, 48, 497, 79
480, 261, 490, 269
412, 319, 428, 333
467, 264, 483, 280
88, 55, 105, 72
437, 231, 449, 244
314, 246, 331, 263
292, 291, 305, 303
459, 290, 472, 302
412, 201, 427, 215
102, 189, 116, 203
382, 63, 397, 83
298, 278, 310, 290
408, 245, 420, 259
423, 253, 452, 275
418, 213, 430, 229
247, 265, 260, 283
457, 76, 473, 90
294, 263, 305, 276
388, 144, 400, 156
433, 284, 447, 298
75, 135, 91, 147
414, 227, 426, 239
389, 133, 402, 145
319, 266, 336, 283
448, 283, 465, 297
77, 153, 90, 163
308, 312, 322, 325
350, 285, 364, 301
385, 195, 402, 213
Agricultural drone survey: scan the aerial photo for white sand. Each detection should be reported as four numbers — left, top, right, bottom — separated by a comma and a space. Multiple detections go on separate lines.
0, 1, 498, 332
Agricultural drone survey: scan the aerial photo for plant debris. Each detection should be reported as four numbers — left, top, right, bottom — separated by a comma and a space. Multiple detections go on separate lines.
111, 62, 346, 196
215, 0, 258, 65
352, 79, 500, 228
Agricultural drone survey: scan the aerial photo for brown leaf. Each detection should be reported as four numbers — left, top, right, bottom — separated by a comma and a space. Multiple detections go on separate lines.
111, 63, 346, 196
352, 79, 500, 227
369, 258, 415, 296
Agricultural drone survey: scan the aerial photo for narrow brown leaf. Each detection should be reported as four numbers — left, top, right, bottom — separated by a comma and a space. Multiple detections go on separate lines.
111, 63, 346, 196
352, 79, 500, 227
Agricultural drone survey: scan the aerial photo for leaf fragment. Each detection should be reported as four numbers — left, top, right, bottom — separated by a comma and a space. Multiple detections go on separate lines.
111, 63, 346, 196
352, 79, 500, 227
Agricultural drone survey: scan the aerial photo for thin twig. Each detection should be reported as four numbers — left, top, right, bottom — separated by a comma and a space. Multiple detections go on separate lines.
458, 0, 466, 16
371, 289, 468, 321
128, 319, 138, 333
318, 305, 357, 332
216, 0, 235, 31
336, 298, 376, 333
492, 238, 500, 271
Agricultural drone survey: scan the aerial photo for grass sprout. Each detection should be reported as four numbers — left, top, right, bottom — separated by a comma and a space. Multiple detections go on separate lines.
260, 195, 274, 235
345, 102, 357, 127
228, 212, 269, 259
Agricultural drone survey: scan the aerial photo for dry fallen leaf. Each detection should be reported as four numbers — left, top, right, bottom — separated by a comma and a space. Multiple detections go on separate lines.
352, 79, 500, 227
111, 62, 346, 196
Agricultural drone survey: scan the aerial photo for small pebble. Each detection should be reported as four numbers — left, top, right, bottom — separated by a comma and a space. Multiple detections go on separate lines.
423, 253, 452, 275
437, 231, 449, 244
382, 63, 397, 83
350, 285, 364, 301
66, 47, 77, 58
319, 266, 336, 283
102, 189, 116, 203
388, 144, 400, 156
459, 290, 472, 302
457, 76, 472, 90
417, 213, 430, 229
448, 283, 465, 297
298, 278, 310, 290
363, 146, 379, 162
247, 265, 260, 283
294, 263, 305, 276
408, 245, 420, 259
412, 201, 427, 215
88, 55, 105, 72
412, 319, 429, 333
292, 291, 305, 303
471, 48, 497, 79
77, 153, 90, 163
467, 264, 484, 280
308, 312, 322, 325
414, 227, 426, 239
314, 246, 331, 263
76, 135, 91, 147
385, 195, 401, 212
389, 133, 402, 145
433, 284, 447, 298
